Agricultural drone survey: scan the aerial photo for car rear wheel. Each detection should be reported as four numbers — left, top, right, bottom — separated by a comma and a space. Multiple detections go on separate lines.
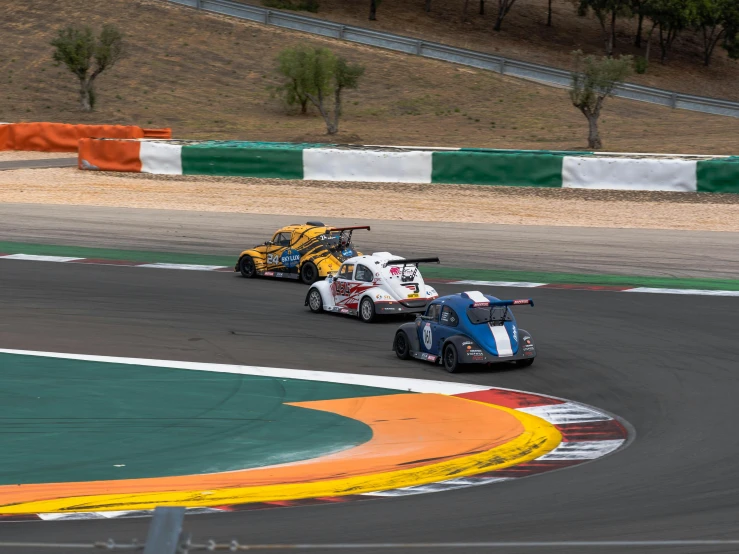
239, 255, 256, 278
300, 261, 319, 285
394, 331, 411, 360
443, 344, 460, 373
307, 288, 323, 313
515, 358, 535, 368
359, 297, 376, 323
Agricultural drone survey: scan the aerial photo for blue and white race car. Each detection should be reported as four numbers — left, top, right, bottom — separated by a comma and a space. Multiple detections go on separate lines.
392, 290, 536, 373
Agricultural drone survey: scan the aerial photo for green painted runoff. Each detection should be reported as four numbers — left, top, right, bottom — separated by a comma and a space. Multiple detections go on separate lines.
0, 353, 401, 485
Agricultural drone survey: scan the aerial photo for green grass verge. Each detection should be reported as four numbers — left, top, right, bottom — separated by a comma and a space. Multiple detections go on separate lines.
2, 241, 738, 291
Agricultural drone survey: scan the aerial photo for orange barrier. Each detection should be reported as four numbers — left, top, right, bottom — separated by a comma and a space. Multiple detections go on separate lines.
78, 138, 142, 172
0, 123, 171, 152
142, 128, 172, 139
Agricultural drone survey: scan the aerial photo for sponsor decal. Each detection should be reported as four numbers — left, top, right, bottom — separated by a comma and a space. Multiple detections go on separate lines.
524, 351, 534, 356
462, 341, 473, 346
472, 302, 490, 307
511, 324, 517, 340
389, 267, 401, 277
335, 281, 353, 295
408, 293, 419, 298
513, 299, 530, 305
342, 248, 354, 257
280, 249, 301, 269
422, 323, 433, 350
263, 271, 275, 277
419, 353, 438, 362
340, 308, 349, 314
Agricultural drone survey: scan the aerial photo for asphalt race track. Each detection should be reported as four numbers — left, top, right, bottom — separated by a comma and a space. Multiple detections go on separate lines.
2, 203, 738, 278
1, 258, 738, 554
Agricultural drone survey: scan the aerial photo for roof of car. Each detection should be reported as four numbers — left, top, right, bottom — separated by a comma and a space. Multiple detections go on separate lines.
434, 292, 500, 310
277, 224, 328, 234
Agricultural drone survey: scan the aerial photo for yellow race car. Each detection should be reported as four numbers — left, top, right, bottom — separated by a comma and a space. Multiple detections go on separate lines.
235, 221, 371, 284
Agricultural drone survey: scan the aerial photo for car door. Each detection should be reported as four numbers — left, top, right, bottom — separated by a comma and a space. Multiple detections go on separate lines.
436, 305, 460, 348
418, 303, 442, 354
333, 262, 356, 310
265, 232, 292, 273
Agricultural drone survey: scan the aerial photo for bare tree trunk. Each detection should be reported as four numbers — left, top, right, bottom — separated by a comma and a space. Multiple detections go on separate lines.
79, 78, 92, 112
547, 0, 552, 26
645, 22, 656, 62
462, 0, 470, 21
587, 115, 602, 149
369, 0, 377, 20
609, 10, 616, 56
300, 97, 308, 114
479, 0, 485, 16
702, 26, 725, 66
329, 86, 343, 135
635, 12, 644, 47
425, 0, 432, 12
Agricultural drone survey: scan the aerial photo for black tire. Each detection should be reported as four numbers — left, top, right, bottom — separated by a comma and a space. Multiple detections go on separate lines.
239, 255, 256, 278
394, 331, 411, 360
300, 261, 319, 285
443, 343, 460, 373
307, 288, 323, 313
515, 358, 535, 368
359, 297, 376, 323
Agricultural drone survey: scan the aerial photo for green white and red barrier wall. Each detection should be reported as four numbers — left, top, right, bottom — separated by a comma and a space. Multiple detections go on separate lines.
78, 139, 739, 193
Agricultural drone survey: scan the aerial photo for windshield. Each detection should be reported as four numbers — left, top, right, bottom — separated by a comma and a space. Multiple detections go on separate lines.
466, 305, 513, 325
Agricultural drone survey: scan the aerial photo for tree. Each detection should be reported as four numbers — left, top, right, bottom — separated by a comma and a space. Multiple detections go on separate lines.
644, 0, 695, 63
494, 0, 519, 30
631, 0, 650, 46
576, 0, 630, 56
547, 0, 554, 26
694, 0, 739, 65
51, 24, 124, 112
569, 50, 633, 149
369, 0, 378, 20
273, 45, 313, 114
275, 46, 364, 135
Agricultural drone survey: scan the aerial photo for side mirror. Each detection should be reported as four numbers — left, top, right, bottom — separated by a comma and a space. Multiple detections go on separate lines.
265, 240, 274, 246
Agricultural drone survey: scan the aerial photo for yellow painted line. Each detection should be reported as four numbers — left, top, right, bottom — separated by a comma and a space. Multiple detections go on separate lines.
0, 402, 561, 514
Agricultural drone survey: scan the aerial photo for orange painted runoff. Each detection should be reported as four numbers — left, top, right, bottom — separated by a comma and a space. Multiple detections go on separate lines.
0, 393, 523, 507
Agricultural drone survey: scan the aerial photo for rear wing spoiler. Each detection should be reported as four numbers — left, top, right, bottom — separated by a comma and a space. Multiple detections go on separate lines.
327, 226, 371, 232
470, 299, 535, 308
383, 257, 440, 267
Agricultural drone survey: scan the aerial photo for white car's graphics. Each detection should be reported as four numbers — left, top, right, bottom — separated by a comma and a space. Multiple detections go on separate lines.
305, 252, 439, 323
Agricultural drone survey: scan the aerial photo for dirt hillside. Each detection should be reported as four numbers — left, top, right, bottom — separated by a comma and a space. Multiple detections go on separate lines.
0, 0, 737, 153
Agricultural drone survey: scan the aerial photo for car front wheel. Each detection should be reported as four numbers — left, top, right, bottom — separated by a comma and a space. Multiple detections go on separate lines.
394, 331, 411, 360
443, 344, 460, 373
239, 255, 256, 278
307, 288, 323, 313
359, 297, 376, 323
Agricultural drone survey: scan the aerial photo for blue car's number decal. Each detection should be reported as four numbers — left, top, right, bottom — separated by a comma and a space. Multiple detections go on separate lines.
422, 322, 433, 350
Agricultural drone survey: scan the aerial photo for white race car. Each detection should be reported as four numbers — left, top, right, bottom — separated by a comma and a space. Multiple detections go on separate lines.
304, 253, 440, 322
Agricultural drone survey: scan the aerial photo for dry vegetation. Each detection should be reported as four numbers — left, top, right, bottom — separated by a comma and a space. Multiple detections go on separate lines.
0, 0, 737, 153
242, 0, 739, 101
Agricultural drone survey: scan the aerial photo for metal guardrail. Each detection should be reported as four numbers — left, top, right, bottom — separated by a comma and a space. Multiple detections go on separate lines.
164, 0, 739, 118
